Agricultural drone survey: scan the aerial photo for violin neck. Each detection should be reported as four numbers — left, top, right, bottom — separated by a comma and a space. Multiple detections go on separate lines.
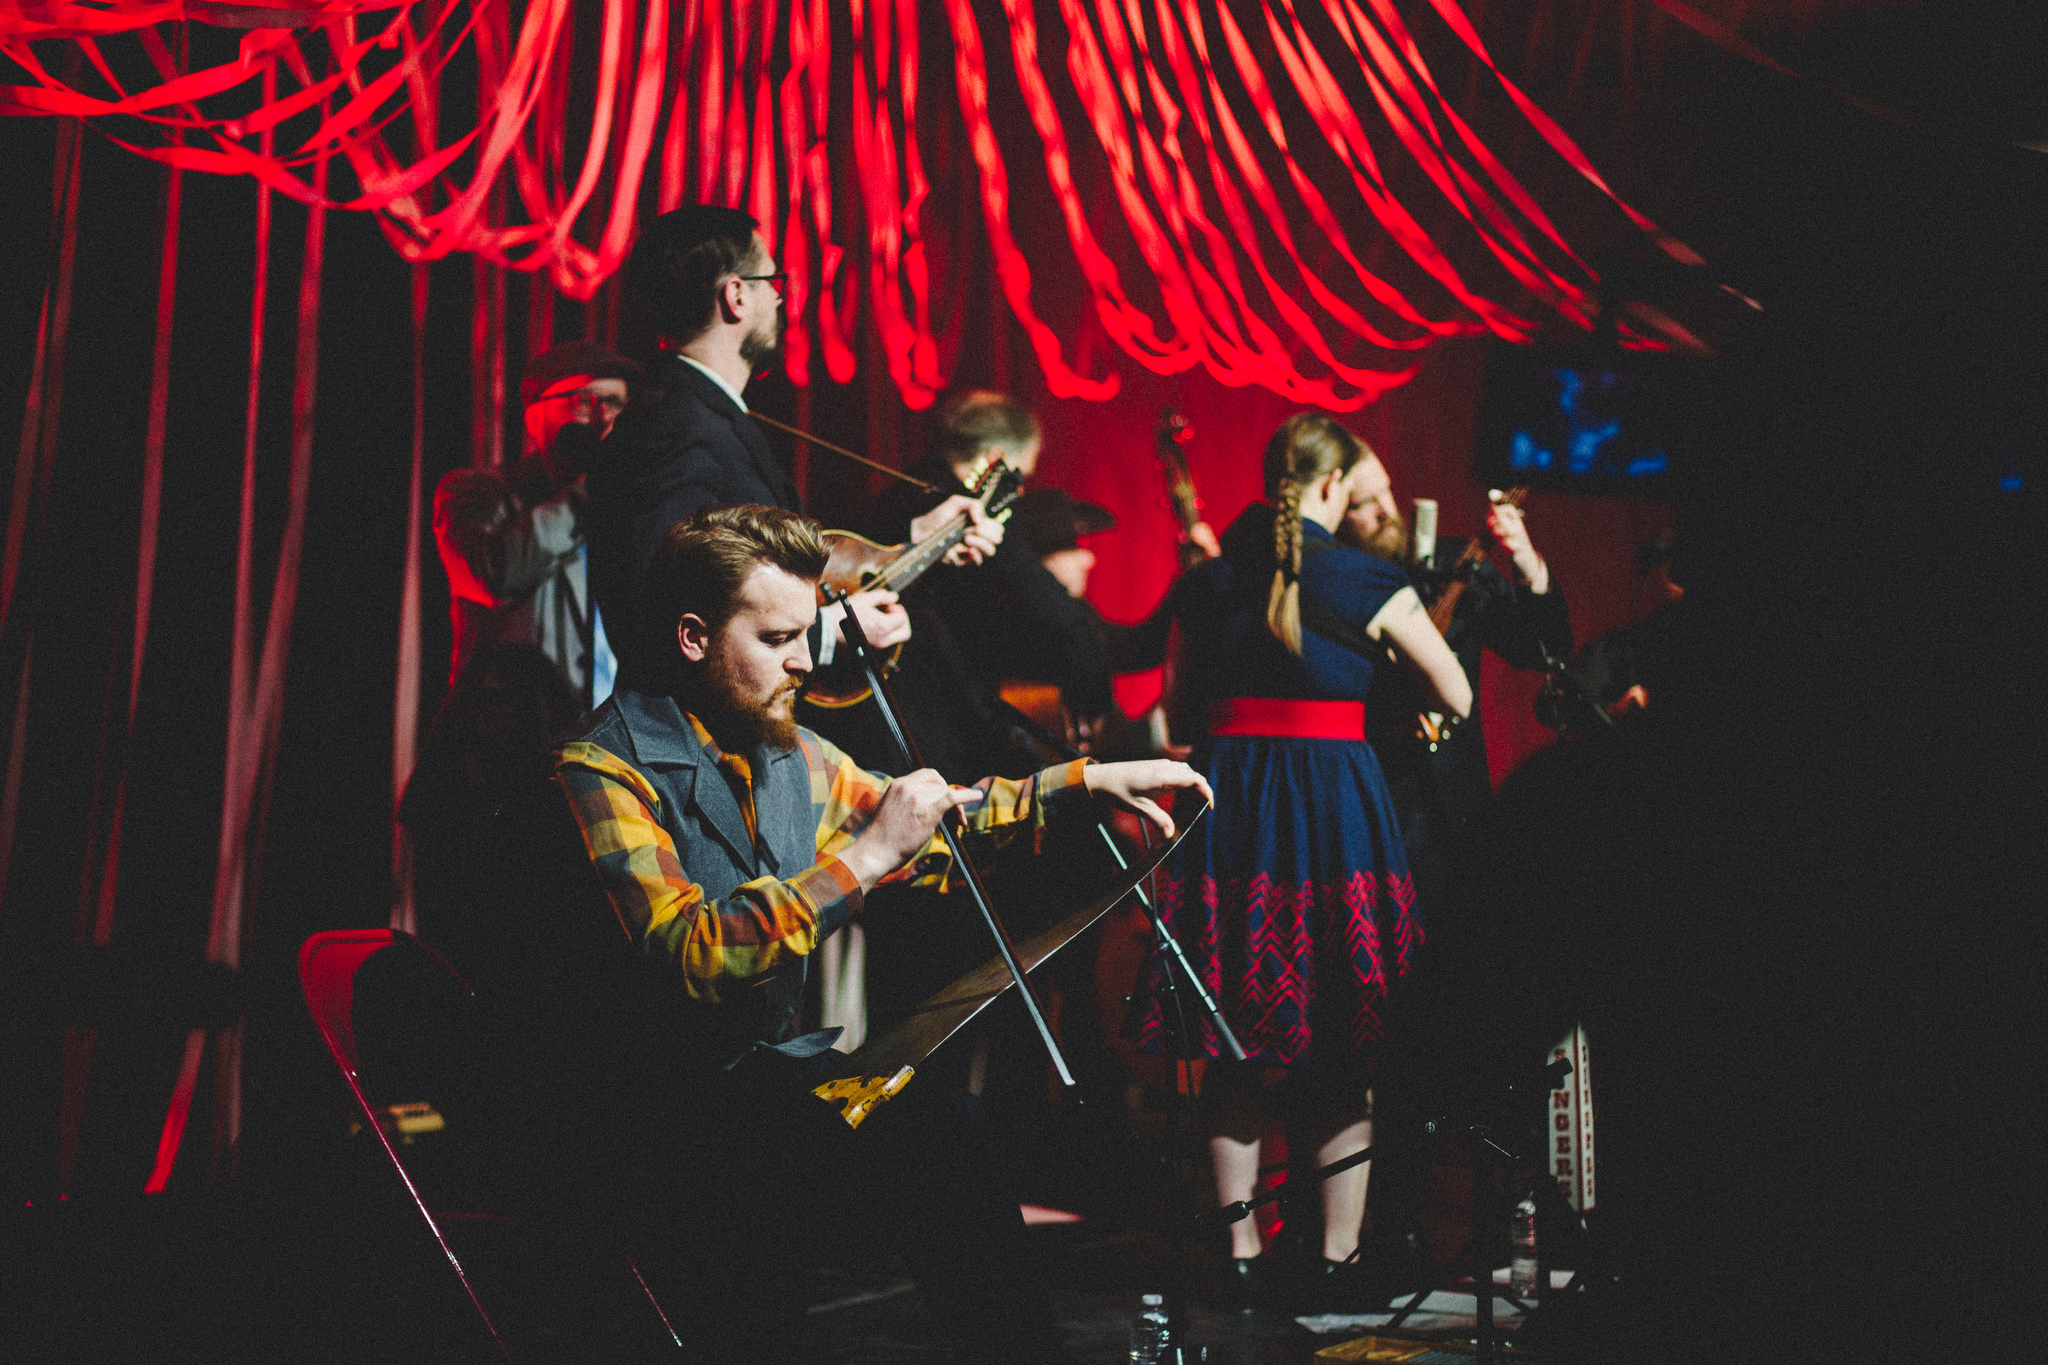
864, 458, 1019, 595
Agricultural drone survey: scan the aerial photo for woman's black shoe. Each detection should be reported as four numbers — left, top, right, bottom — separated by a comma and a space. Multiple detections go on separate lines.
1215, 1255, 1270, 1313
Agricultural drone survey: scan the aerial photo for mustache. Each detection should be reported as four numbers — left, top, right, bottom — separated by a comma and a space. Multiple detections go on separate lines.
1339, 508, 1408, 558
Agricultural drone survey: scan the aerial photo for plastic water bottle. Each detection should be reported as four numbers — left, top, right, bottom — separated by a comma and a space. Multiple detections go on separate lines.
1128, 1293, 1170, 1364
1509, 1190, 1540, 1299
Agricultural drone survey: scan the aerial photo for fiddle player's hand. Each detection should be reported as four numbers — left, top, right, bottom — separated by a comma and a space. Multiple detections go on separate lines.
1186, 520, 1221, 560
1083, 760, 1212, 840
840, 769, 980, 890
837, 588, 911, 650
912, 495, 1006, 566
1486, 497, 1550, 594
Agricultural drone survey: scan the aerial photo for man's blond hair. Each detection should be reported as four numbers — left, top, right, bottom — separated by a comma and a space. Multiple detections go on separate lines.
931, 390, 1040, 467
648, 503, 830, 636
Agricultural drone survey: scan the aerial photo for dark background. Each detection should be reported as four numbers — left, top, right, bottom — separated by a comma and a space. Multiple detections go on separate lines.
3, 3, 2045, 1359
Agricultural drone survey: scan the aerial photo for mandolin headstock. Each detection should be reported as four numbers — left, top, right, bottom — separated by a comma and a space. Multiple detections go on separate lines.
965, 455, 1025, 520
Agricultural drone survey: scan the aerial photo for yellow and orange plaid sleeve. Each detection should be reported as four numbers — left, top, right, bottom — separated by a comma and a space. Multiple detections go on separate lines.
552, 740, 861, 1005
809, 739, 1090, 890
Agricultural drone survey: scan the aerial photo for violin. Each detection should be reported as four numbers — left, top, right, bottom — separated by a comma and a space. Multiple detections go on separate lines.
803, 458, 1024, 709
1152, 408, 1218, 751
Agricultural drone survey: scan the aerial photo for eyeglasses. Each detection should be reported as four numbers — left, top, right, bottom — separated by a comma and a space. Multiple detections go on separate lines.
534, 388, 629, 414
738, 270, 788, 295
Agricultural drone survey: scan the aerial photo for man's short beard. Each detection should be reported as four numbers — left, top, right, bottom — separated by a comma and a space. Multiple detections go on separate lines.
739, 310, 785, 369
691, 648, 801, 752
1340, 507, 1409, 561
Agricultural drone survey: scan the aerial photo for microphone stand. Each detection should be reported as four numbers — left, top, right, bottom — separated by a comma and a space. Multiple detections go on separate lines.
826, 590, 1077, 1086
996, 708, 1243, 1364
972, 696, 1236, 1360
1189, 1140, 1377, 1243
1378, 1058, 1578, 1364
1532, 639, 1615, 739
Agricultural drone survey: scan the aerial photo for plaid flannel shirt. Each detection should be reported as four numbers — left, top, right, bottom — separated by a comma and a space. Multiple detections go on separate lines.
553, 717, 1087, 1004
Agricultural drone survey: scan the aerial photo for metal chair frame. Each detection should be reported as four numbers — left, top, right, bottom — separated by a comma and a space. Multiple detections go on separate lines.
298, 928, 684, 1362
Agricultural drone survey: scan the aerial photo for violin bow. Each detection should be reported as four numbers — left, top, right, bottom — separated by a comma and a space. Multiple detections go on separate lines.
749, 411, 939, 492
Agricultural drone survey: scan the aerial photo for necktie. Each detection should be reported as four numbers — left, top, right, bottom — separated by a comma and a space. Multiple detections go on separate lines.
585, 543, 618, 708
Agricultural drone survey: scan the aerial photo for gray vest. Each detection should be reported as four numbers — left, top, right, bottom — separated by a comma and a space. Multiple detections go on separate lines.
572, 690, 823, 1055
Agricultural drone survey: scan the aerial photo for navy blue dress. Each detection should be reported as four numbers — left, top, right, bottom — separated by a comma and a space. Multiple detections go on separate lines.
1137, 509, 1420, 1068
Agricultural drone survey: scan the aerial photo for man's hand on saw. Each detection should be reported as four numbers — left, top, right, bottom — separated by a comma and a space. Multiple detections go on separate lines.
839, 769, 979, 891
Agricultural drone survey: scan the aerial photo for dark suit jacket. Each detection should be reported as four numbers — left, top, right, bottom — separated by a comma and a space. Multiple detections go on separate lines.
800, 459, 1116, 784
859, 459, 1115, 721
1369, 540, 1574, 918
587, 356, 804, 683
1371, 542, 1574, 826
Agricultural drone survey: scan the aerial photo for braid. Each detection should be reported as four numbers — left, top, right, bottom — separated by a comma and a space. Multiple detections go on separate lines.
1259, 411, 1370, 657
1266, 478, 1307, 656
1274, 480, 1305, 578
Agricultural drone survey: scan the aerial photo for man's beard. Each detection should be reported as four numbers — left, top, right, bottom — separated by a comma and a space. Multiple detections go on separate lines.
739, 309, 785, 369
1340, 506, 1409, 561
693, 649, 802, 753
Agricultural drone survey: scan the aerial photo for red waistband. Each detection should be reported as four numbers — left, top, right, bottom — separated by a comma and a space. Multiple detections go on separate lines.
1208, 698, 1366, 740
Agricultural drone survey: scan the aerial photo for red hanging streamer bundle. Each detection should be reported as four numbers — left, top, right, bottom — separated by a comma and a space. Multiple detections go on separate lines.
3, 0, 1676, 409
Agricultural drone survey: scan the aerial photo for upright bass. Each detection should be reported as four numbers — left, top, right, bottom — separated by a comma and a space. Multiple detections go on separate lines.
1156, 409, 1217, 569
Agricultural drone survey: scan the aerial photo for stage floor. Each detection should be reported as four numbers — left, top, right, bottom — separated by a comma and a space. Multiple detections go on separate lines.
799, 1219, 1574, 1365
3, 1190, 1584, 1364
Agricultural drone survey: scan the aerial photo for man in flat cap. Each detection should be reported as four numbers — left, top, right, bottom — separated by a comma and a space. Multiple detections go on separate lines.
1011, 485, 1117, 602
406, 340, 641, 966
433, 337, 642, 703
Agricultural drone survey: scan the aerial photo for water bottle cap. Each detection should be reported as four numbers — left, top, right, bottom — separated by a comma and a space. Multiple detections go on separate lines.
1141, 1294, 1164, 1306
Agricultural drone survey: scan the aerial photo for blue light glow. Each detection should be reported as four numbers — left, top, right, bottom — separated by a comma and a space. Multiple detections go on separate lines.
1510, 429, 1553, 470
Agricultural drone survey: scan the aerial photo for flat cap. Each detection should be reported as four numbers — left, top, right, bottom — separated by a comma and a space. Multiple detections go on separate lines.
520, 339, 643, 408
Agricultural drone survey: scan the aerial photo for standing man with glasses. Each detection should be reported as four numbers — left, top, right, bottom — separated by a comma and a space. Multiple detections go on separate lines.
591, 203, 1004, 693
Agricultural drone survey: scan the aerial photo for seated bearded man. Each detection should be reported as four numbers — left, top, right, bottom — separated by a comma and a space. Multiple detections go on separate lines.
526, 501, 1209, 1364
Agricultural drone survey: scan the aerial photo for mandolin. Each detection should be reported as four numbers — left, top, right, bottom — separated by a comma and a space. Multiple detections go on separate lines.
1410, 486, 1528, 752
802, 459, 1024, 709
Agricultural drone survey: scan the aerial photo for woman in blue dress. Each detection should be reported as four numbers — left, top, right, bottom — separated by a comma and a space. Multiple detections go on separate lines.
1137, 413, 1472, 1299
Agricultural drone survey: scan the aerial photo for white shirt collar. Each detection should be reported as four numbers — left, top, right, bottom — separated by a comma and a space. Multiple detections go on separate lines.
674, 353, 748, 413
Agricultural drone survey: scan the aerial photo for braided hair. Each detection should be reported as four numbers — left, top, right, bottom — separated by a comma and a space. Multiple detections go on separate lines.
1262, 413, 1371, 656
